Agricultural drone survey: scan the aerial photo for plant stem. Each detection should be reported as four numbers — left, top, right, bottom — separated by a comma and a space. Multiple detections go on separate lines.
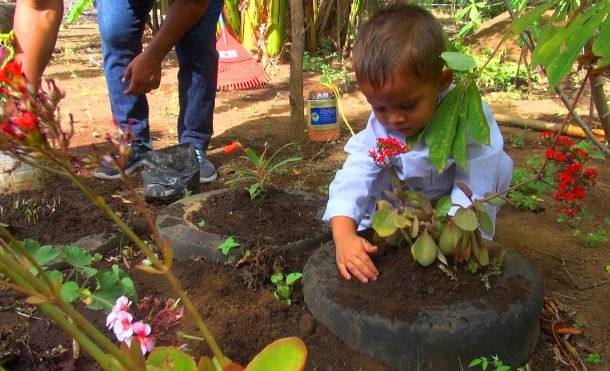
0, 260, 135, 371
61, 163, 230, 367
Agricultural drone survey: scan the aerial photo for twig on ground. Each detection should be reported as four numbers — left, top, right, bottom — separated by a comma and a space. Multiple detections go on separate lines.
16, 311, 44, 321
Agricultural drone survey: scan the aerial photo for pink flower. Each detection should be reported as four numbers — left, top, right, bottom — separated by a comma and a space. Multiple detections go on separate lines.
125, 321, 155, 355
112, 311, 133, 342
106, 296, 132, 329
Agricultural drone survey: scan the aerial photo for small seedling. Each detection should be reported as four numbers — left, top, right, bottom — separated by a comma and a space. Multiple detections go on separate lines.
270, 272, 302, 306
468, 355, 510, 371
219, 237, 240, 264
587, 353, 601, 365
197, 219, 206, 228
182, 188, 193, 198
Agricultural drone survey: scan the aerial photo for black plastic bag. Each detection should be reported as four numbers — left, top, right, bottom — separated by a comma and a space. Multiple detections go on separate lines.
142, 143, 200, 203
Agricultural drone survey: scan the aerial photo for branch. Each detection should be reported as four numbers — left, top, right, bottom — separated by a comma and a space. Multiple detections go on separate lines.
503, 0, 610, 159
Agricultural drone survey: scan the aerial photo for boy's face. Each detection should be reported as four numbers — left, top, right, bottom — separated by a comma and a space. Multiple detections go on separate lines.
360, 69, 453, 138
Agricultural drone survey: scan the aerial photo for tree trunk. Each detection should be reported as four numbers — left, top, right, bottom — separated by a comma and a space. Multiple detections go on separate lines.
289, 0, 306, 141
589, 74, 610, 138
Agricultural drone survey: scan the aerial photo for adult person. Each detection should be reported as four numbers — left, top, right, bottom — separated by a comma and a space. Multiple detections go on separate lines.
13, 0, 63, 88
94, 0, 223, 182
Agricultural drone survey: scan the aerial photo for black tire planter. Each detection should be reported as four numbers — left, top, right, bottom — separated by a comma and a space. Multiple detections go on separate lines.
302, 240, 544, 371
156, 189, 332, 262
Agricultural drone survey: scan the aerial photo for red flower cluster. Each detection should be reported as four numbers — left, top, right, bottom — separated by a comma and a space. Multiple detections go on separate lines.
369, 137, 410, 167
1, 111, 37, 139
540, 131, 598, 217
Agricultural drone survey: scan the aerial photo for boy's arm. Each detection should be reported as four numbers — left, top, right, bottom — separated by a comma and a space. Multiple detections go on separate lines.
331, 216, 379, 283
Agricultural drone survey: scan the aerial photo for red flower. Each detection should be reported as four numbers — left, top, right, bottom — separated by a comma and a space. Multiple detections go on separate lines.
3, 62, 23, 78
224, 141, 242, 154
545, 149, 556, 159
540, 131, 553, 138
585, 168, 597, 176
14, 111, 36, 131
572, 148, 588, 158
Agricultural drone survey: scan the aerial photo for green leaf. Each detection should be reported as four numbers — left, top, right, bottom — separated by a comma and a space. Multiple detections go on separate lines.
59, 281, 80, 303
512, 0, 558, 35
245, 147, 261, 167
371, 206, 399, 238
267, 156, 302, 175
451, 88, 468, 169
454, 208, 478, 231
465, 83, 490, 145
531, 23, 567, 69
277, 285, 290, 300
60, 245, 93, 267
66, 0, 93, 24
412, 229, 437, 267
434, 195, 453, 217
270, 272, 283, 284
45, 270, 63, 284
484, 192, 506, 208
478, 209, 493, 235
426, 85, 464, 172
246, 337, 307, 371
30, 245, 60, 274
219, 237, 240, 255
146, 347, 198, 371
441, 52, 477, 71
546, 3, 608, 88
87, 265, 136, 311
285, 272, 303, 286
468, 358, 483, 367
592, 16, 609, 66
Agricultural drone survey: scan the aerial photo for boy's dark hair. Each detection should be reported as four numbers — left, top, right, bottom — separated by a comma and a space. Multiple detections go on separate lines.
352, 3, 446, 89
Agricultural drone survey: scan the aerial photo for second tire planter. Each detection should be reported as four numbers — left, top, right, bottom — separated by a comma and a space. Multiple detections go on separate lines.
303, 240, 544, 371
156, 188, 332, 262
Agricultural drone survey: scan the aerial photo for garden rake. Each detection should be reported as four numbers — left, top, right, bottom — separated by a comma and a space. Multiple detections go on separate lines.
216, 14, 270, 91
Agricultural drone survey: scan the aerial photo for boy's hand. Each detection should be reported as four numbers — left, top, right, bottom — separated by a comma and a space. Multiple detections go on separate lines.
335, 233, 379, 283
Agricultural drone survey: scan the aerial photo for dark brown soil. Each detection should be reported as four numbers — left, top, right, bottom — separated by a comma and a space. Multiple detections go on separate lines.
0, 174, 131, 245
331, 241, 527, 323
187, 187, 326, 248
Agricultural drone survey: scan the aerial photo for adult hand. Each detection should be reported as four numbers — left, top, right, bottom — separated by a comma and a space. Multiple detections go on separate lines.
123, 51, 162, 95
335, 233, 379, 283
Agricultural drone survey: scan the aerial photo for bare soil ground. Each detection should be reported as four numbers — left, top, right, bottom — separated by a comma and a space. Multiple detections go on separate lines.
0, 13, 608, 371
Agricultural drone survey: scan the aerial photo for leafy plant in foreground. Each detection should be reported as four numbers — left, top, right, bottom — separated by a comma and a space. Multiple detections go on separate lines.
270, 272, 302, 305
0, 62, 307, 370
369, 138, 504, 270
224, 141, 301, 204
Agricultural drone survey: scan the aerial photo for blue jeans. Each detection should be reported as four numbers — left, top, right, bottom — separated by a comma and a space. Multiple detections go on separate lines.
97, 0, 223, 152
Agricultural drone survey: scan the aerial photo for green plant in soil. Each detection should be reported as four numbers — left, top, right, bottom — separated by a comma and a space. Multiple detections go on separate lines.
270, 272, 302, 306
468, 354, 511, 371
218, 237, 240, 265
0, 63, 307, 370
6, 238, 136, 359
224, 141, 301, 204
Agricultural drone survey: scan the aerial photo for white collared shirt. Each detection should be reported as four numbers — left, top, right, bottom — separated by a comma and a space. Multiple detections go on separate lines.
322, 87, 513, 238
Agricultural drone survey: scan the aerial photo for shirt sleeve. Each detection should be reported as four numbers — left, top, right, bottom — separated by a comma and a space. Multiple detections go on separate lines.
322, 113, 391, 226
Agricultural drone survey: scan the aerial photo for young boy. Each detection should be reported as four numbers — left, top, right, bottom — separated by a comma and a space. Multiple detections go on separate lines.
322, 3, 513, 284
